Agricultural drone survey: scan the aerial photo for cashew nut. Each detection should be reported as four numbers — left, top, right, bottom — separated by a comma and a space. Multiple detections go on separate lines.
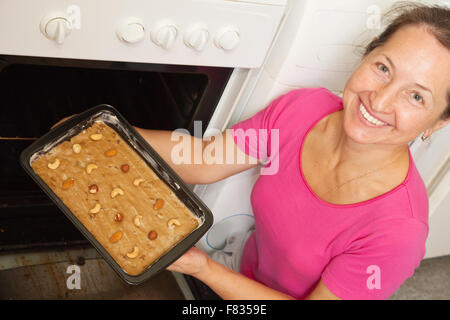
89, 203, 101, 214
86, 163, 98, 174
133, 215, 142, 227
111, 187, 124, 198
72, 144, 82, 154
47, 159, 60, 170
167, 218, 181, 228
126, 246, 139, 259
133, 178, 145, 186
90, 133, 103, 141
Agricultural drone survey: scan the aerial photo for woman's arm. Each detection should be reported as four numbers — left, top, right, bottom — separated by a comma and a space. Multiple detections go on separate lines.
198, 258, 295, 300
168, 247, 340, 300
134, 127, 259, 185
51, 116, 259, 185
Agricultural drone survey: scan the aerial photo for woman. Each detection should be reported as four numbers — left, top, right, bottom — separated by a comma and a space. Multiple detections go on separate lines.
137, 4, 450, 300
54, 3, 450, 299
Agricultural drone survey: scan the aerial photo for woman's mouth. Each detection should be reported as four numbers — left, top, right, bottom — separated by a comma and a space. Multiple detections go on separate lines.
358, 103, 390, 127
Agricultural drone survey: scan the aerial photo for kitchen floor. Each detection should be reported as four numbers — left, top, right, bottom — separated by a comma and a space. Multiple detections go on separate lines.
0, 254, 448, 300
0, 257, 185, 300
390, 254, 450, 300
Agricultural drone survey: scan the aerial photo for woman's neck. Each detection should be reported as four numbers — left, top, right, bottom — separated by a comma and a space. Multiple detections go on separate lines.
326, 111, 409, 173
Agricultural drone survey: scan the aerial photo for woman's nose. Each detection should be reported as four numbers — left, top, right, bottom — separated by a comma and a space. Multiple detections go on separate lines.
369, 85, 397, 114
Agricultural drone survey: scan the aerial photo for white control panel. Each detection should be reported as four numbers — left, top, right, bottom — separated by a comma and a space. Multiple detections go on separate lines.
0, 0, 287, 68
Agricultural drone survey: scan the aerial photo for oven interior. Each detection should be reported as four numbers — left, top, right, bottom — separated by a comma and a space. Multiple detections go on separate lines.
0, 55, 232, 254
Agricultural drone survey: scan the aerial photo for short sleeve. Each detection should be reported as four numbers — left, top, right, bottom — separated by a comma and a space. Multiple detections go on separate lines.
231, 87, 323, 161
321, 218, 428, 300
231, 94, 283, 162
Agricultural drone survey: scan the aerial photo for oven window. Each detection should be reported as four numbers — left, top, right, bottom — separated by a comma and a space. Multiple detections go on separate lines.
0, 55, 232, 252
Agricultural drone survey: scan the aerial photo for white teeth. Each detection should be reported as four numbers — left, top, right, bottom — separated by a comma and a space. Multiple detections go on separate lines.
359, 104, 388, 126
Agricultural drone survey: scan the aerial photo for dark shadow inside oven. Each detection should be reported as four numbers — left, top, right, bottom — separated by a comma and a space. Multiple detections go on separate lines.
0, 55, 232, 254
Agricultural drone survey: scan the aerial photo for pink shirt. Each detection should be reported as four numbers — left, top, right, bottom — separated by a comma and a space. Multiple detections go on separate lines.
232, 87, 429, 300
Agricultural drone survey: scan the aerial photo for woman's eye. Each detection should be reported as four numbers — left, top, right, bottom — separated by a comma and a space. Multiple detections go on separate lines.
412, 93, 423, 103
378, 63, 389, 74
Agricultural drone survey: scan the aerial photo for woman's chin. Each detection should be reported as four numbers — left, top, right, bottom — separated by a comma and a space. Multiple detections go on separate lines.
343, 121, 382, 145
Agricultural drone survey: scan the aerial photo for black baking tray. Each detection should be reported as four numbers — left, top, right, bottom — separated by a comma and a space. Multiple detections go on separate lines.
19, 104, 213, 285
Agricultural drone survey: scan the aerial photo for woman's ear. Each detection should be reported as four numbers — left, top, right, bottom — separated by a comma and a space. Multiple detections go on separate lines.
424, 117, 450, 138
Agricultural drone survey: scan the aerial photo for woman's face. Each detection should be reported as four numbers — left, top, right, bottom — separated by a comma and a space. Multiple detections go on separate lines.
342, 24, 450, 146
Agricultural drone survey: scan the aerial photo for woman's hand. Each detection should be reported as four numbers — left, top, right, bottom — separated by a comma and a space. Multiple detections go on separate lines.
166, 246, 210, 277
168, 246, 296, 300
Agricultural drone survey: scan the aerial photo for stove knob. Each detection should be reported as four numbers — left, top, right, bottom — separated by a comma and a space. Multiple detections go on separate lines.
40, 13, 72, 44
151, 22, 178, 50
184, 24, 209, 52
215, 26, 240, 51
116, 18, 145, 44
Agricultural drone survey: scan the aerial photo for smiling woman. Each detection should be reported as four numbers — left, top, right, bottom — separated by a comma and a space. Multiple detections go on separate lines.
133, 3, 450, 300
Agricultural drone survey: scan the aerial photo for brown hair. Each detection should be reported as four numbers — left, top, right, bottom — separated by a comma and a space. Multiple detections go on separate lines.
363, 2, 450, 120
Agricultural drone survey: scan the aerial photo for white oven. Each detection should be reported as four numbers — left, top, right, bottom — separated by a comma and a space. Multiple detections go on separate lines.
0, 0, 448, 299
0, 0, 287, 299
